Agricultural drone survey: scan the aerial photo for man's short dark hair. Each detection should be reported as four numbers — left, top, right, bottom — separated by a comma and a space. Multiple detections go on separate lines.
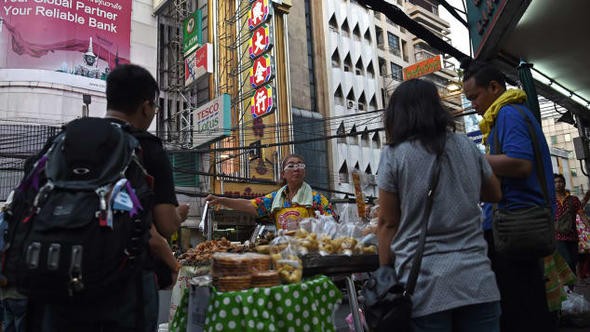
106, 64, 159, 114
554, 173, 566, 182
460, 58, 506, 90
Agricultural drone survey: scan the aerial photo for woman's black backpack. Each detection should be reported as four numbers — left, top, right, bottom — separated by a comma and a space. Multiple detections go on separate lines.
1, 117, 154, 303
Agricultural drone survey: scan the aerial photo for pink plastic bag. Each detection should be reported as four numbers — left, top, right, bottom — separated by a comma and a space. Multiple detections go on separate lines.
345, 308, 367, 332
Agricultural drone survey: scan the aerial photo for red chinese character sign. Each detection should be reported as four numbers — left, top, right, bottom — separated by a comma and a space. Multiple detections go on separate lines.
251, 85, 275, 119
249, 54, 274, 88
248, 24, 273, 59
247, 0, 275, 122
248, 0, 272, 30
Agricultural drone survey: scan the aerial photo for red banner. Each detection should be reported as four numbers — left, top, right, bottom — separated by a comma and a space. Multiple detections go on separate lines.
0, 0, 132, 81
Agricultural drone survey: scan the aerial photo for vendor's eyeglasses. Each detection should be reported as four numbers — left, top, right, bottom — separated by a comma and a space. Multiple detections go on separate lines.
284, 163, 306, 171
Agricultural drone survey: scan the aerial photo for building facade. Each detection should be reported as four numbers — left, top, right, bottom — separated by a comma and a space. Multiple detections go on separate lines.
320, 0, 459, 203
541, 108, 587, 195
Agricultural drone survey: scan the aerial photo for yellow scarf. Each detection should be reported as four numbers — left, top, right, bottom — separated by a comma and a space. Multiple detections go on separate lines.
479, 89, 527, 145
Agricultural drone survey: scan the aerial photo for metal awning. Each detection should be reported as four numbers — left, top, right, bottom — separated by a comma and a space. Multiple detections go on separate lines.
470, 0, 590, 119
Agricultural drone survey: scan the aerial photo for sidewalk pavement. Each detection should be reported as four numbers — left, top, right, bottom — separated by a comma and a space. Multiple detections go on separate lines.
333, 279, 590, 332
560, 279, 590, 331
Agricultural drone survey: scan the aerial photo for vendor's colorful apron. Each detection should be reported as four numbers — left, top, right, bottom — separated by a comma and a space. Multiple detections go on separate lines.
274, 206, 314, 230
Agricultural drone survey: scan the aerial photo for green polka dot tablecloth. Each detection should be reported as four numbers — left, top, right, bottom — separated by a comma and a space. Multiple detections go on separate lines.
205, 275, 342, 332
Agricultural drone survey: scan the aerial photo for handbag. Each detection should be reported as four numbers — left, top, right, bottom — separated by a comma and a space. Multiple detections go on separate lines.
491, 105, 555, 259
556, 196, 576, 234
362, 155, 442, 332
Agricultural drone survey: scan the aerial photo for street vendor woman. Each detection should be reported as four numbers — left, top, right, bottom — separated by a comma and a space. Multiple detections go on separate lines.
205, 154, 334, 229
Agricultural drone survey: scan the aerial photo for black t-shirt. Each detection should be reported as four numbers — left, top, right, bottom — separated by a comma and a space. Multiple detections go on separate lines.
107, 118, 178, 207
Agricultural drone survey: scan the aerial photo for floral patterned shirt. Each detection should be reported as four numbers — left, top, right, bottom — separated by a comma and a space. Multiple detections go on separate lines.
555, 194, 581, 241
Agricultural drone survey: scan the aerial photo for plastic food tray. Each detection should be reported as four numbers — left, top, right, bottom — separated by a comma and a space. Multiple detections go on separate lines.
301, 253, 379, 277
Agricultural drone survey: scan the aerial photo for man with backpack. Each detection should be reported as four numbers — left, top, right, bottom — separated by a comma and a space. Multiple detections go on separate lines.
3, 64, 188, 331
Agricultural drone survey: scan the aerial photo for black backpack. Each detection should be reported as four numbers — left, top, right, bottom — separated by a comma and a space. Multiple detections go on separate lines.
1, 117, 153, 303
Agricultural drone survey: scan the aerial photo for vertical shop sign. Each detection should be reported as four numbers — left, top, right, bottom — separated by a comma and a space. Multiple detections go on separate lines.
248, 24, 273, 60
183, 9, 203, 56
247, 0, 275, 119
249, 54, 274, 88
248, 0, 272, 30
251, 85, 275, 118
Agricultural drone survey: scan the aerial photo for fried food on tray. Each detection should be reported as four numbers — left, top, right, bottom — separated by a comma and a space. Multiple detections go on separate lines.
178, 238, 245, 266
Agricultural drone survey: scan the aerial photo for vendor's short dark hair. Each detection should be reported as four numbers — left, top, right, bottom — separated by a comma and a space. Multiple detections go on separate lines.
460, 58, 506, 90
106, 64, 159, 114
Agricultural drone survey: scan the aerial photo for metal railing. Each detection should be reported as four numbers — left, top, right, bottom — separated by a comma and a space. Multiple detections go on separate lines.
0, 122, 59, 200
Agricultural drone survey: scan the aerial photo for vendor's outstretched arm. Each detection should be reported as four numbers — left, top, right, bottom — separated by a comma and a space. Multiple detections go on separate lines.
205, 194, 258, 216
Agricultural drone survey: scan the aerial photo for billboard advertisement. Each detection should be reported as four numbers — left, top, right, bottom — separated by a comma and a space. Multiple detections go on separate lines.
0, 0, 132, 90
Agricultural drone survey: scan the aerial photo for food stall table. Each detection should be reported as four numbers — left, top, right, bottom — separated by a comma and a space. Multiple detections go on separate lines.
204, 275, 341, 332
303, 254, 380, 332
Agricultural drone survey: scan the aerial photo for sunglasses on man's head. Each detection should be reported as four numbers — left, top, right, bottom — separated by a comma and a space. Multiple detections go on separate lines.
284, 163, 306, 171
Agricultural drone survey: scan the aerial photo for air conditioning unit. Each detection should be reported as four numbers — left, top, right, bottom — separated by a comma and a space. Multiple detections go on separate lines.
346, 99, 357, 110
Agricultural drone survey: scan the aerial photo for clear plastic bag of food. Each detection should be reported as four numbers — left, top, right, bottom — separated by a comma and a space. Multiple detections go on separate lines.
273, 243, 303, 284
316, 215, 339, 256
269, 230, 293, 256
293, 217, 320, 255
334, 219, 363, 255
337, 203, 361, 224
